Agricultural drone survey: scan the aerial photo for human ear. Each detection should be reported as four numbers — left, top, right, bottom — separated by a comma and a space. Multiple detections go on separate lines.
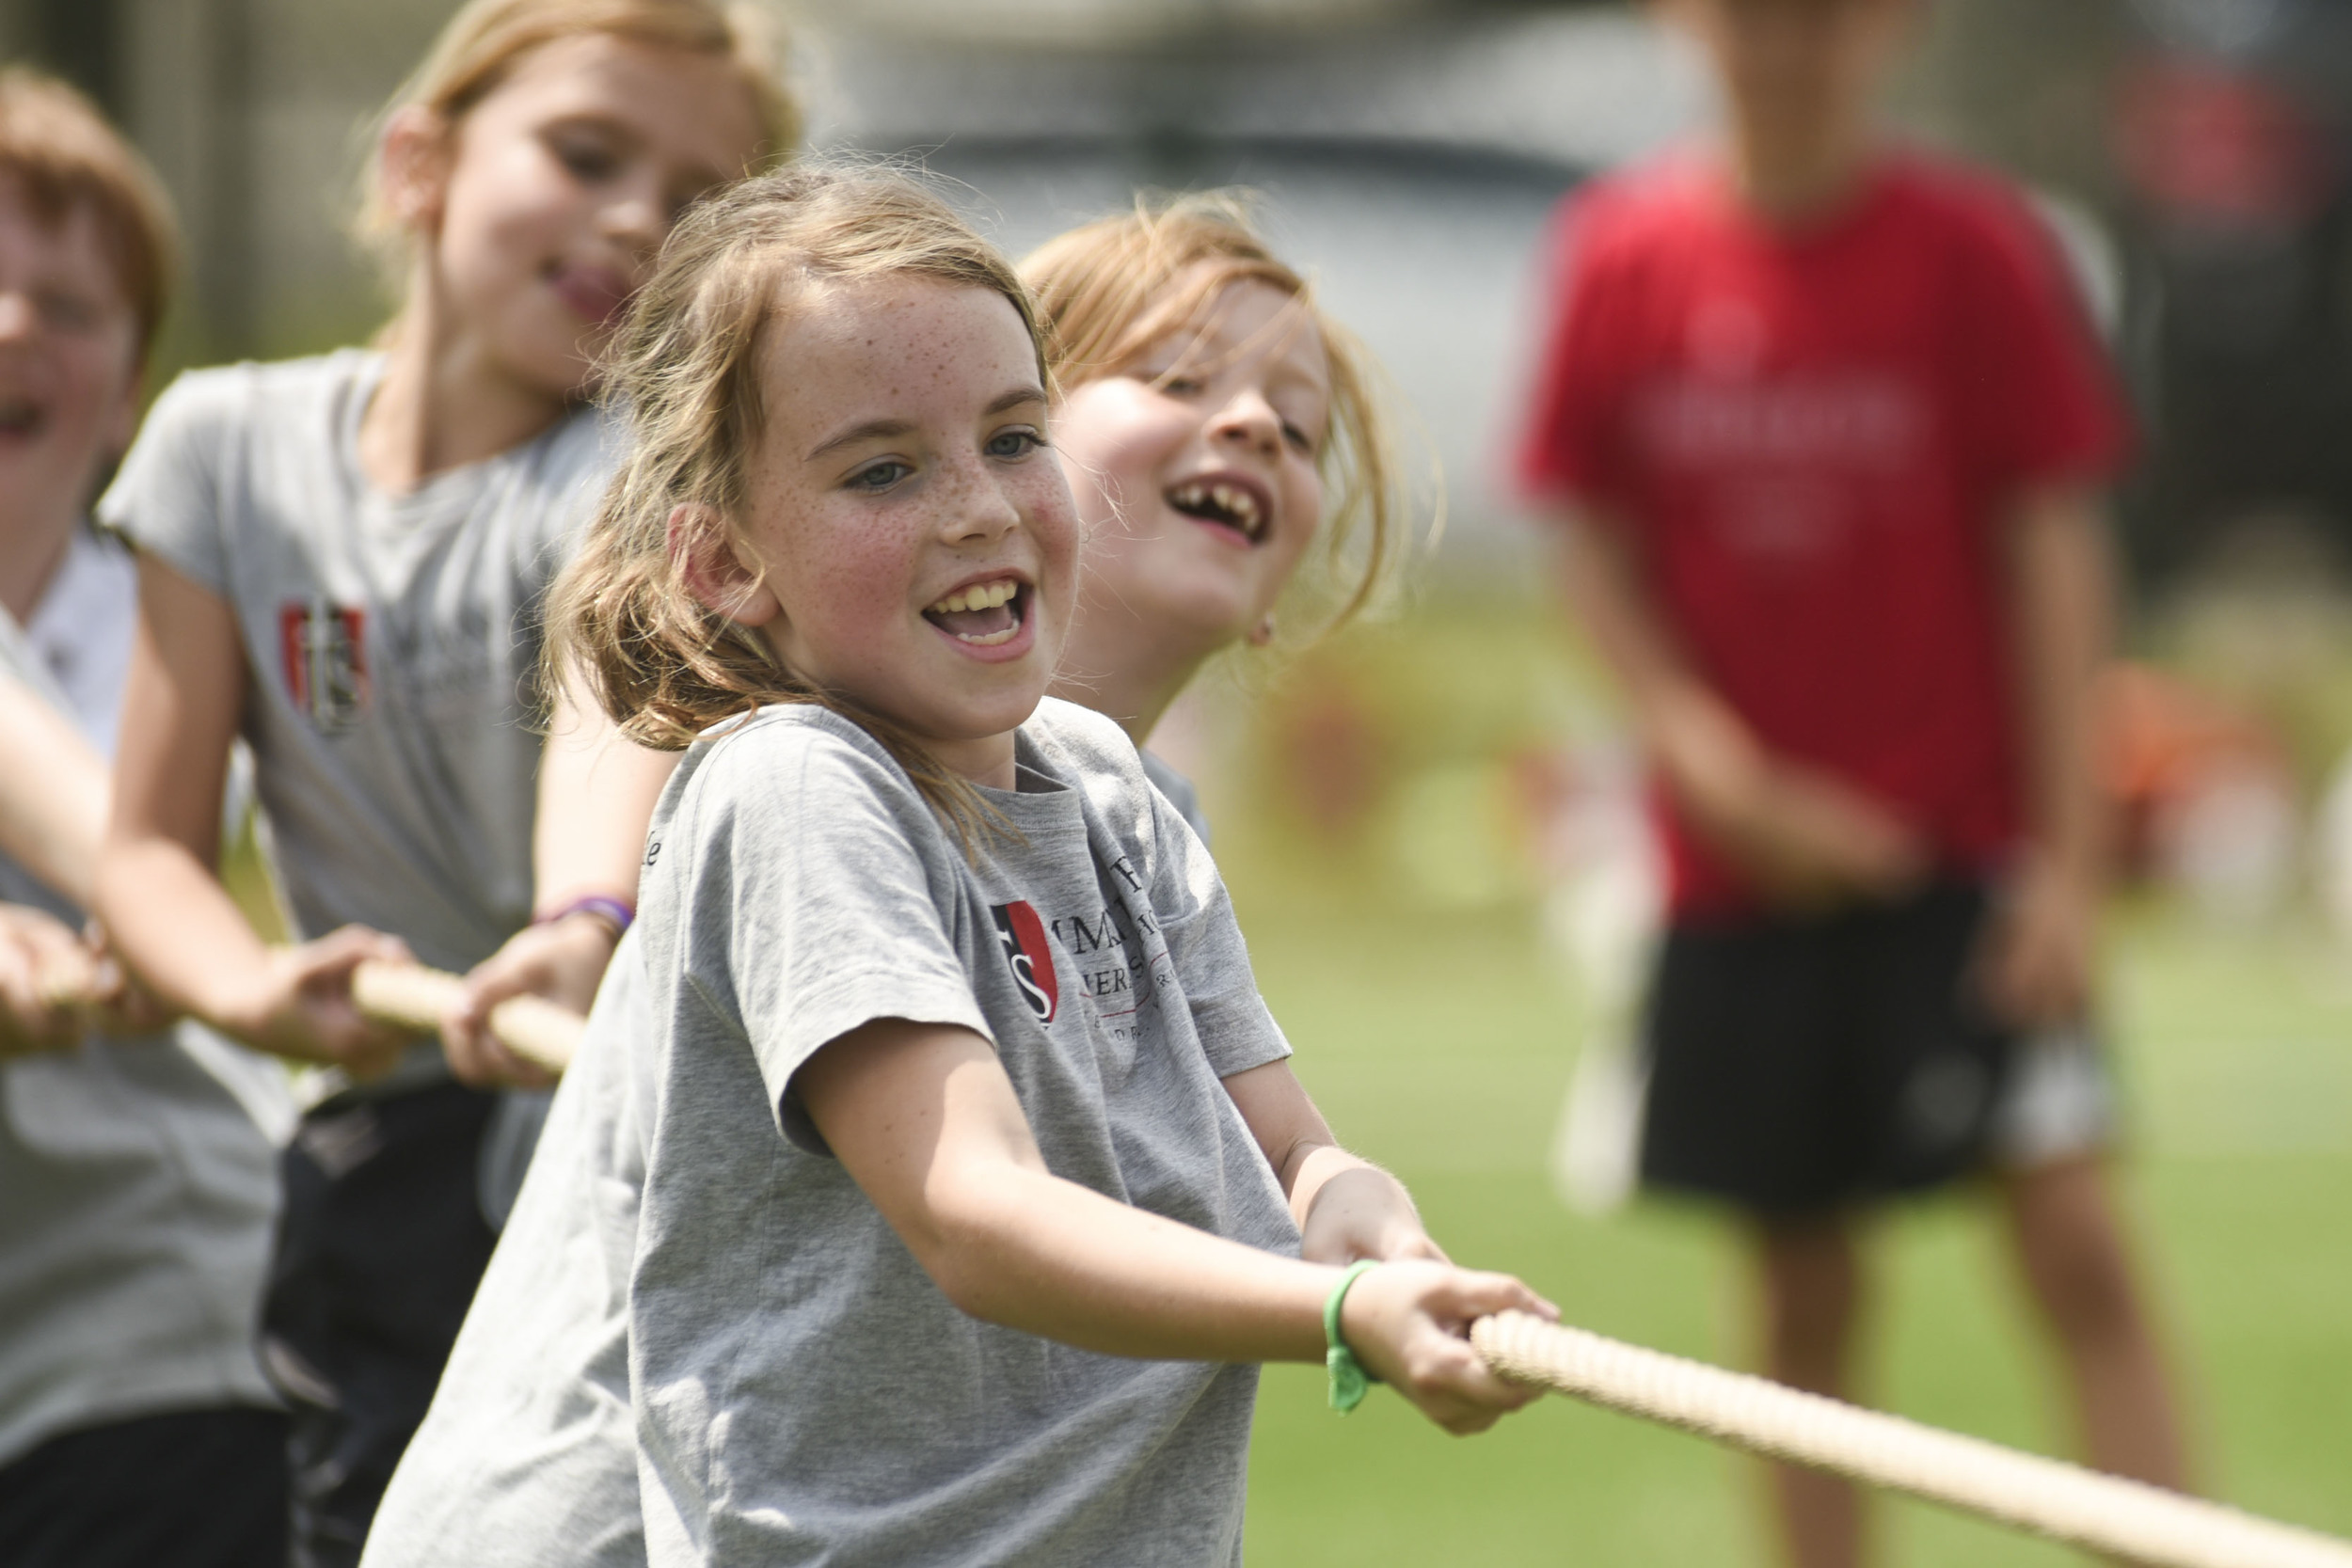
669, 503, 780, 627
378, 104, 455, 232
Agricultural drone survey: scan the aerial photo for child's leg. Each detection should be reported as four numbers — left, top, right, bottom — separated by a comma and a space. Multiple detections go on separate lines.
1749, 1212, 1867, 1568
1995, 1155, 2190, 1491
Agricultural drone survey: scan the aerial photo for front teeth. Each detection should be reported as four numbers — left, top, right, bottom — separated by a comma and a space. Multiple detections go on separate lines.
1171, 481, 1263, 538
927, 580, 1019, 615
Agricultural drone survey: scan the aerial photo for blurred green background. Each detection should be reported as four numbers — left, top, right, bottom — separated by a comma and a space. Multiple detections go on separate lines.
1199, 596, 2352, 1564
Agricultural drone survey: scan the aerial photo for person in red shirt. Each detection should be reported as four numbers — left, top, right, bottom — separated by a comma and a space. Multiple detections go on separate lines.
1518, 2, 2191, 1563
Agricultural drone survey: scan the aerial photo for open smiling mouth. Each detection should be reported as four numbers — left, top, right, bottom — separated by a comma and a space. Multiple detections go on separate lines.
923, 578, 1026, 646
1167, 480, 1265, 544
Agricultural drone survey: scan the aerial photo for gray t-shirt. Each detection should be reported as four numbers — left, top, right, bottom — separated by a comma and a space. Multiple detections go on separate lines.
99, 350, 614, 1093
370, 738, 1243, 1566
363, 934, 652, 1568
0, 565, 287, 1468
377, 699, 1297, 1567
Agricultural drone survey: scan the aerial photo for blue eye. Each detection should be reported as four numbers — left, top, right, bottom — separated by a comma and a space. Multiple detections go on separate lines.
849, 459, 912, 491
987, 428, 1042, 460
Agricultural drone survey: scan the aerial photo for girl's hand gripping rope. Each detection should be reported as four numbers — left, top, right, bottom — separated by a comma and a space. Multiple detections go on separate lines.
441, 907, 619, 1087
1339, 1260, 1559, 1435
0, 905, 100, 1055
219, 925, 416, 1079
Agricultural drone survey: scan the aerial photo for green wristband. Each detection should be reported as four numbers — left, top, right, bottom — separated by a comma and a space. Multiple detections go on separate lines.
1324, 1260, 1380, 1415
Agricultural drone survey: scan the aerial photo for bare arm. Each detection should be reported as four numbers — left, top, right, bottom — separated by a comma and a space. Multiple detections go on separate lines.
799, 1018, 1552, 1433
0, 674, 106, 909
98, 554, 409, 1069
1550, 502, 1928, 908
442, 671, 677, 1084
1221, 1057, 1445, 1265
1979, 485, 2114, 1025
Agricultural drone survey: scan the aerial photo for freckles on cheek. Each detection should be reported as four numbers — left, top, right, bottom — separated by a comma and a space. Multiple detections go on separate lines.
785, 532, 917, 662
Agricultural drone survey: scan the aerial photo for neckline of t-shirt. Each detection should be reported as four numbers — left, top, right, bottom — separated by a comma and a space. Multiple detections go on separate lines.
979, 733, 1076, 803
1699, 149, 1903, 251
337, 351, 566, 517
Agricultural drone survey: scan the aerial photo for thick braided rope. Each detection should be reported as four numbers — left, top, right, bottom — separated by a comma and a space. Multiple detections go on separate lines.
1473, 1312, 2352, 1568
351, 960, 580, 1074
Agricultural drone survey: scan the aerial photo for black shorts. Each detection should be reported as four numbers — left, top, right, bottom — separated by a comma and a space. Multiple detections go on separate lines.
1637, 879, 2016, 1216
0, 1405, 289, 1568
262, 1079, 500, 1568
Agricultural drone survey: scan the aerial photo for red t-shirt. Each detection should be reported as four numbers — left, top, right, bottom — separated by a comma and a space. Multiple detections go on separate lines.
1517, 150, 2129, 917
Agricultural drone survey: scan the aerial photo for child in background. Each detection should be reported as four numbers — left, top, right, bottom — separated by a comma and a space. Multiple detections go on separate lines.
1028, 192, 1406, 837
0, 71, 293, 1568
1518, 1, 2188, 1563
92, 3, 790, 1561
366, 166, 1545, 1568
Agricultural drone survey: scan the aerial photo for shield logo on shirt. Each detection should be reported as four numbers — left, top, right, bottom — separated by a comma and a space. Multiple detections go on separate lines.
278, 598, 370, 730
989, 900, 1058, 1024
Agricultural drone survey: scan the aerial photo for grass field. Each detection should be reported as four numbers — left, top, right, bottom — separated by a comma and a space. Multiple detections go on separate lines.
1223, 866, 2352, 1564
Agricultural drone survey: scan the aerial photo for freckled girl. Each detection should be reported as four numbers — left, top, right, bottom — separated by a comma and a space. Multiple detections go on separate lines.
365, 166, 1547, 1568
1026, 191, 1407, 841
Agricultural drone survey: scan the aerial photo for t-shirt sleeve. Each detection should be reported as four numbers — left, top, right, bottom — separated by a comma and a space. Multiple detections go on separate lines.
95, 370, 233, 594
1952, 193, 2132, 491
1148, 790, 1290, 1080
680, 725, 992, 1154
1514, 191, 1636, 512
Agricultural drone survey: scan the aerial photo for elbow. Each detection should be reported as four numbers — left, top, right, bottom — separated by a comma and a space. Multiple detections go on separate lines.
900, 1181, 1031, 1325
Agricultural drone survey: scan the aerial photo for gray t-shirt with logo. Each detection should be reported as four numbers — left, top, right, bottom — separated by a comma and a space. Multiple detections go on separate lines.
99, 350, 613, 1094
367, 738, 1244, 1567
377, 699, 1297, 1567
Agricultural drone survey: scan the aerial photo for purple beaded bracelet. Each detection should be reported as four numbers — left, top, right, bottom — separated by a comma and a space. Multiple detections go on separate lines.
532, 894, 634, 938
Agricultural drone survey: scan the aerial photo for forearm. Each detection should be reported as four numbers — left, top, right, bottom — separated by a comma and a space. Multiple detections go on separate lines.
96, 833, 275, 1030
533, 671, 675, 911
921, 1162, 1335, 1364
1552, 504, 1768, 812
2008, 489, 2114, 884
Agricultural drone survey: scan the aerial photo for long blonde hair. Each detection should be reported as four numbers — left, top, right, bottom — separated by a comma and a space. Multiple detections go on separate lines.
1022, 191, 1418, 637
546, 166, 1046, 850
356, 0, 799, 252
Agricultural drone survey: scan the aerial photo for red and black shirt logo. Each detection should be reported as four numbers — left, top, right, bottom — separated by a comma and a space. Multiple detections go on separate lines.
989, 900, 1058, 1024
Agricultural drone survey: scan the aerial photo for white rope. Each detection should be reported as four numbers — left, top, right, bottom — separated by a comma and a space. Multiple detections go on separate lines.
351, 960, 580, 1074
1472, 1311, 2352, 1568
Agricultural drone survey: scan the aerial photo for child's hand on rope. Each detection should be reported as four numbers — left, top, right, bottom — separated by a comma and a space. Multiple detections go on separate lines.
0, 904, 98, 1055
444, 911, 615, 1087
1340, 1260, 1559, 1434
224, 926, 416, 1078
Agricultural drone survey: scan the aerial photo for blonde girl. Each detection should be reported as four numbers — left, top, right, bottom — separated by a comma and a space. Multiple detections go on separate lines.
1029, 192, 1406, 837
370, 164, 1546, 1568
92, 3, 788, 1559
